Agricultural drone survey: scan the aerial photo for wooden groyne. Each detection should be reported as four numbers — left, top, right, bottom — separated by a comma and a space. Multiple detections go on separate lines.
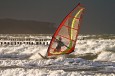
0, 37, 51, 46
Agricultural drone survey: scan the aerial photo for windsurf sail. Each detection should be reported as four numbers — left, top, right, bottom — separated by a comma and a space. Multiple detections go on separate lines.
47, 3, 85, 57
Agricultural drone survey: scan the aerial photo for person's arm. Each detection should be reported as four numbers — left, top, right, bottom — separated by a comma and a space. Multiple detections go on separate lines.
61, 42, 70, 49
54, 37, 70, 49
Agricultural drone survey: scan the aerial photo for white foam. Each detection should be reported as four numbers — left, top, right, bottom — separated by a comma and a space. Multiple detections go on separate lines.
0, 36, 115, 61
75, 39, 115, 61
0, 35, 115, 75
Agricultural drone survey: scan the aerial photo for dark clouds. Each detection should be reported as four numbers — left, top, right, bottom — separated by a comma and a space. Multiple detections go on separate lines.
0, 0, 115, 34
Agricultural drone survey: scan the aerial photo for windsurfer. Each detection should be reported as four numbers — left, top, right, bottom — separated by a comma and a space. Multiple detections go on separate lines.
54, 37, 65, 52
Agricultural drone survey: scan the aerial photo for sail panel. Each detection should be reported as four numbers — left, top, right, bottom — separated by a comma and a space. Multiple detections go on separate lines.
47, 3, 84, 56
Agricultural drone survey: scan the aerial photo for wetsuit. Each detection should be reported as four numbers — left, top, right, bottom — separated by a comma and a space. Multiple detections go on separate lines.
55, 40, 64, 52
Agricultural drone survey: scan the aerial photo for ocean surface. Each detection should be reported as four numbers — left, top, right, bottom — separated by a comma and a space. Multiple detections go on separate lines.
0, 34, 115, 76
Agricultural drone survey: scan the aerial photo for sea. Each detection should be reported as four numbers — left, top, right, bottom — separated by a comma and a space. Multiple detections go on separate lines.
0, 34, 115, 76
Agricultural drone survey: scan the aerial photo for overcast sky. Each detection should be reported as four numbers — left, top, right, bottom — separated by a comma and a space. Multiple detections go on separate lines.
0, 0, 115, 34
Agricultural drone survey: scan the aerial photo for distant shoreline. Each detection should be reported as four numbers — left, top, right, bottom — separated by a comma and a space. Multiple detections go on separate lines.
0, 19, 56, 34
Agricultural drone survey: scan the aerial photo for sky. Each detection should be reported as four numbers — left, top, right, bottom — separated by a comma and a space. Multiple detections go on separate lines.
0, 0, 115, 34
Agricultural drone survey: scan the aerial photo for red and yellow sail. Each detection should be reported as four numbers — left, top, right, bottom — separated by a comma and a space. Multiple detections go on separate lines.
47, 3, 85, 56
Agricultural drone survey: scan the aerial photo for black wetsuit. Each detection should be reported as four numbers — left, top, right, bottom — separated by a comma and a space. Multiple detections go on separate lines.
55, 39, 64, 52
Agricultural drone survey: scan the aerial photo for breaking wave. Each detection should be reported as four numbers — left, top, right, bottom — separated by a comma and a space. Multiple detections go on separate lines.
0, 35, 115, 61
0, 34, 115, 76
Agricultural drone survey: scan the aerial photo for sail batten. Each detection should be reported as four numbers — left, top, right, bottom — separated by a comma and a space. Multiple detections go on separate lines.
47, 3, 85, 57
64, 25, 78, 30
68, 16, 80, 20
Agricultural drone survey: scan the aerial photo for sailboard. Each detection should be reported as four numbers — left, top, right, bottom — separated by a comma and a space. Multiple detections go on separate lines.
40, 3, 85, 59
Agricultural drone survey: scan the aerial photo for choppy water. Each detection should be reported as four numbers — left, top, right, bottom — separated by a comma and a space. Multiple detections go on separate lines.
0, 34, 115, 76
